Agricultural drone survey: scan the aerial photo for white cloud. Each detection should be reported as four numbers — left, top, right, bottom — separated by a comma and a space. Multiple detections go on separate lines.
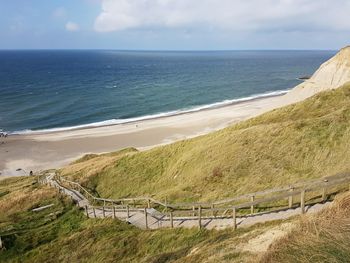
94, 0, 350, 32
65, 21, 80, 32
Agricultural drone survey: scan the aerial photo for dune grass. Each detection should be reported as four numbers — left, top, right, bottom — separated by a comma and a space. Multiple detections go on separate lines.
60, 83, 350, 203
260, 192, 350, 262
0, 176, 286, 263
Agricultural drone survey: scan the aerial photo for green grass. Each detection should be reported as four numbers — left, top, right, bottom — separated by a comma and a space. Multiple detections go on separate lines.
0, 177, 283, 263
61, 83, 350, 203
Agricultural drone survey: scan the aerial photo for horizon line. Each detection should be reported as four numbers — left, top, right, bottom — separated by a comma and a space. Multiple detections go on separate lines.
0, 48, 338, 52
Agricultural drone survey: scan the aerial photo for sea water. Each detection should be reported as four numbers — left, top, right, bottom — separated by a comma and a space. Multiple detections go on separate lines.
0, 50, 335, 133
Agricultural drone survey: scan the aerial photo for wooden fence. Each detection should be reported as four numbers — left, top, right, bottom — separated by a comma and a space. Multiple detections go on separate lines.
44, 172, 350, 230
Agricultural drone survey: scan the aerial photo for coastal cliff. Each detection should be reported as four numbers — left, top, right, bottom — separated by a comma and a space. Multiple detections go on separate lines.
285, 46, 350, 102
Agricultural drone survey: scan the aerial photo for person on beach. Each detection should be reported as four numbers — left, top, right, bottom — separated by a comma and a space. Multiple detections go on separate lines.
0, 132, 6, 144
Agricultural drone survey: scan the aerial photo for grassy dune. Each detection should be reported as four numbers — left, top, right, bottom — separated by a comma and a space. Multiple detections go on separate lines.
260, 192, 350, 262
61, 83, 350, 203
0, 176, 286, 263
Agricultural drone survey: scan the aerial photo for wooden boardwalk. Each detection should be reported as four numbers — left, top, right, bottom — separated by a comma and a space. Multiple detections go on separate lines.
43, 172, 350, 230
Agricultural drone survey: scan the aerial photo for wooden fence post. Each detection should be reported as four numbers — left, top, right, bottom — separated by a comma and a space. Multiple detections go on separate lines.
144, 208, 148, 229
85, 205, 89, 217
322, 187, 326, 202
232, 207, 236, 230
300, 190, 305, 214
198, 206, 202, 229
322, 180, 328, 202
0, 236, 3, 249
192, 206, 196, 217
102, 206, 106, 218
250, 195, 255, 214
170, 211, 174, 228
211, 204, 215, 218
126, 205, 130, 219
147, 199, 151, 209
288, 187, 294, 208
113, 206, 116, 219
93, 207, 96, 218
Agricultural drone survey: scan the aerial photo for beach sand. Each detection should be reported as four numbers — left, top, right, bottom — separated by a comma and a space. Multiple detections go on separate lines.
0, 92, 303, 177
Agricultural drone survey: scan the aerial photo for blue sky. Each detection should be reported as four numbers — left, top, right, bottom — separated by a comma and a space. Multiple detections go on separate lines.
1, 0, 350, 50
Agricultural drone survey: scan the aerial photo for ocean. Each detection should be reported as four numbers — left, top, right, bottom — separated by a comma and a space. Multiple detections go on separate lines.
0, 50, 335, 134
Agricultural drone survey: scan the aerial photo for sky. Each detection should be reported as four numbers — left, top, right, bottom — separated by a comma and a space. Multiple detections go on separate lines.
0, 0, 350, 50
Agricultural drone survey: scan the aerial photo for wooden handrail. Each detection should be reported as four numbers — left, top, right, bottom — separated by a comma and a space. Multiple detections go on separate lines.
54, 172, 350, 215
44, 171, 350, 231
172, 176, 350, 214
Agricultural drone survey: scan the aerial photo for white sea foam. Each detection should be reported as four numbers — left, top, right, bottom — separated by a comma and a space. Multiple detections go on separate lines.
11, 89, 289, 135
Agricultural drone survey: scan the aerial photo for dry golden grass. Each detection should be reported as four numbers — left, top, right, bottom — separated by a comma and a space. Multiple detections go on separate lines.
0, 177, 56, 222
0, 188, 53, 216
260, 192, 350, 262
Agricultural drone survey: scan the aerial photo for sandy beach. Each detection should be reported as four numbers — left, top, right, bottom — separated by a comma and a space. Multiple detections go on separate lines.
0, 92, 303, 177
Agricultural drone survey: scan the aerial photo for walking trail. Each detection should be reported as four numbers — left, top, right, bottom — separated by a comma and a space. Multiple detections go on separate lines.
42, 172, 348, 230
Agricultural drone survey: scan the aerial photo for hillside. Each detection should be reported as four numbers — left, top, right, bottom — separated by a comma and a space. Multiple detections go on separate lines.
1, 173, 350, 262
61, 82, 350, 203
0, 176, 292, 263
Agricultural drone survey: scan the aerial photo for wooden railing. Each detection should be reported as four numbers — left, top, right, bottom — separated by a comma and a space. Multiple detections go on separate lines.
49, 172, 350, 229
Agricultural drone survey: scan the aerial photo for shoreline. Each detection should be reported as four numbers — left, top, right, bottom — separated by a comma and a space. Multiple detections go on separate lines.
0, 90, 302, 177
10, 89, 289, 136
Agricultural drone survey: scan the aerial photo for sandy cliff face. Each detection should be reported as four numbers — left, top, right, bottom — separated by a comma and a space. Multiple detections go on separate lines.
284, 46, 350, 103
312, 46, 350, 88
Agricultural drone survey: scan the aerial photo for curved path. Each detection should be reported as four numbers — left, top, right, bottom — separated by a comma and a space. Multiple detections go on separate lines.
44, 173, 332, 230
